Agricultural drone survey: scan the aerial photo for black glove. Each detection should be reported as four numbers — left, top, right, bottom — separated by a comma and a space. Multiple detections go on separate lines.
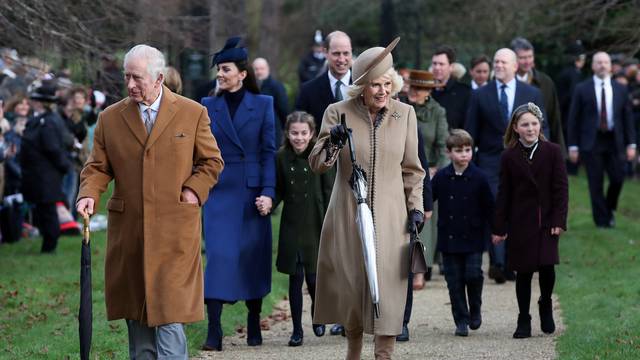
408, 209, 424, 234
329, 123, 349, 147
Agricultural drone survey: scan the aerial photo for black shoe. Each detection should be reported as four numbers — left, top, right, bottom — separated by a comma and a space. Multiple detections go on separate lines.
469, 314, 482, 330
288, 333, 303, 347
312, 324, 326, 337
513, 314, 532, 339
425, 267, 433, 281
538, 298, 555, 334
492, 267, 506, 284
201, 343, 222, 351
467, 278, 483, 330
396, 324, 409, 342
330, 324, 345, 336
455, 323, 468, 337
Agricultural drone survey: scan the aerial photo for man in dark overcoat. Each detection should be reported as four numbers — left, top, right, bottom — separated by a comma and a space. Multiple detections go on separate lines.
431, 45, 471, 129
253, 57, 289, 146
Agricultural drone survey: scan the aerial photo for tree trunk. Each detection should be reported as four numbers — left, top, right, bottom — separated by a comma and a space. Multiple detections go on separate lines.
257, 0, 283, 77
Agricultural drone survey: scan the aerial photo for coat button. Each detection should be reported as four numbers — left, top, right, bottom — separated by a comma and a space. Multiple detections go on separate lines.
449, 235, 453, 239
290, 180, 295, 184
303, 167, 308, 172
291, 166, 295, 171
304, 193, 308, 198
240, 154, 245, 159
449, 215, 454, 220
449, 195, 454, 200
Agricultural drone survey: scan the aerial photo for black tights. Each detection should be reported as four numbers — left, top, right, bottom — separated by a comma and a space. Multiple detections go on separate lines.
515, 265, 556, 315
289, 263, 317, 336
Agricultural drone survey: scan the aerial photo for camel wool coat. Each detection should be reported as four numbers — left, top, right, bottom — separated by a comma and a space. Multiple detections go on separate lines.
309, 97, 424, 335
77, 86, 224, 326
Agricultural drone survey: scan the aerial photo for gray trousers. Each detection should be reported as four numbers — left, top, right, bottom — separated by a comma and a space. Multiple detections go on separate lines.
126, 320, 187, 360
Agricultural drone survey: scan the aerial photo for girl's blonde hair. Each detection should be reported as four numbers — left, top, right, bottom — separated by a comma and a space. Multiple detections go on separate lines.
282, 111, 316, 150
503, 102, 547, 148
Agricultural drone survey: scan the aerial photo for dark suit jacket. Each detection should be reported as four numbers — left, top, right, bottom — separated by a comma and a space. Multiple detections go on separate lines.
567, 78, 636, 157
260, 76, 289, 130
465, 79, 548, 193
432, 78, 471, 129
530, 69, 565, 152
295, 71, 350, 130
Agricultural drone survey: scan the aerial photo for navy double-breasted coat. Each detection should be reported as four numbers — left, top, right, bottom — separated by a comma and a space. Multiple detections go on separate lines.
201, 92, 276, 301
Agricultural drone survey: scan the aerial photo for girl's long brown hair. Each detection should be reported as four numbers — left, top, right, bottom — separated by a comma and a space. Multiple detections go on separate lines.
503, 102, 547, 148
282, 111, 316, 150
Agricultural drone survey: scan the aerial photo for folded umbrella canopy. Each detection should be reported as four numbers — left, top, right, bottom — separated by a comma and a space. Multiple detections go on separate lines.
342, 114, 380, 318
79, 214, 92, 360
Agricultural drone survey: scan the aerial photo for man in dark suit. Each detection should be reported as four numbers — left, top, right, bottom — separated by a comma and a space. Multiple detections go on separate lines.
431, 45, 471, 129
568, 51, 636, 228
511, 37, 565, 152
296, 30, 352, 130
253, 57, 289, 146
465, 48, 548, 283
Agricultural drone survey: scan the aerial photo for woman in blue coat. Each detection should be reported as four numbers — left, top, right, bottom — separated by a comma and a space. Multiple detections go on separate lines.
200, 37, 276, 351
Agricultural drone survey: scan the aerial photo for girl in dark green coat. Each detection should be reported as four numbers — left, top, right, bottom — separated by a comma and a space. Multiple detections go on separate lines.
274, 111, 333, 347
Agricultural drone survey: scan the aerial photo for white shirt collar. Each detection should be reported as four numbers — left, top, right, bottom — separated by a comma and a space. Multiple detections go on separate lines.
593, 75, 611, 86
138, 86, 163, 114
516, 72, 529, 83
497, 77, 516, 90
328, 70, 351, 87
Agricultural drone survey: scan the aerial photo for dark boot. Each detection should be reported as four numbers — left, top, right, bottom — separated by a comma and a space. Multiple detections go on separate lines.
246, 299, 263, 346
395, 323, 409, 342
513, 313, 532, 339
455, 322, 468, 337
538, 298, 556, 334
203, 299, 223, 351
467, 278, 483, 330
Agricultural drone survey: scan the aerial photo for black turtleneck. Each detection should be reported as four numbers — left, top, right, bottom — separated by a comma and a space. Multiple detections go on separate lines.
223, 87, 246, 120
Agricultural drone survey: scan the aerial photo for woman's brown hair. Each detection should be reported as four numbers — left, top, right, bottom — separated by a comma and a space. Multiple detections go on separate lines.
503, 102, 547, 148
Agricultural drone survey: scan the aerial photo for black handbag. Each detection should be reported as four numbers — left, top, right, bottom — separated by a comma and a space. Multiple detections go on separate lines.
409, 229, 428, 274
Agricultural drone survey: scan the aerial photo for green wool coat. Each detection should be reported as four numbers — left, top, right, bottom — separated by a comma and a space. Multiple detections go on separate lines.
274, 144, 334, 275
415, 98, 449, 168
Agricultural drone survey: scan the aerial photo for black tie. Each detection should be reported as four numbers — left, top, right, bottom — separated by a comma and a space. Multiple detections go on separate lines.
499, 84, 509, 123
599, 82, 608, 131
334, 80, 343, 102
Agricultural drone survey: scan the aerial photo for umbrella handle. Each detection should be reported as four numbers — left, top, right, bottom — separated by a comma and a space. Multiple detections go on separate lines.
341, 113, 356, 163
82, 214, 90, 245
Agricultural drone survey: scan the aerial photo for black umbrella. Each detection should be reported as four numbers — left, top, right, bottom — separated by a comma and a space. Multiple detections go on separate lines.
342, 114, 381, 318
79, 214, 92, 360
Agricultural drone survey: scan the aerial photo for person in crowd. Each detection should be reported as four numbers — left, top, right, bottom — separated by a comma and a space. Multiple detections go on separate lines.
200, 37, 276, 351
431, 45, 471, 129
253, 57, 289, 146
493, 102, 568, 338
295, 30, 352, 337
77, 44, 224, 359
297, 30, 326, 84
511, 37, 565, 151
465, 48, 548, 284
396, 70, 444, 343
469, 55, 491, 89
0, 96, 12, 201
555, 41, 586, 176
20, 84, 72, 253
568, 51, 636, 228
451, 62, 467, 82
94, 54, 124, 107
296, 30, 352, 132
3, 93, 31, 122
432, 129, 494, 337
309, 38, 425, 360
397, 68, 411, 100
274, 111, 333, 346
3, 114, 25, 197
164, 66, 183, 95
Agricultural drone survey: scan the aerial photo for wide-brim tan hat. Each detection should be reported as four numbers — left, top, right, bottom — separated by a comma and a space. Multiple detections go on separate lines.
408, 70, 444, 89
352, 37, 400, 85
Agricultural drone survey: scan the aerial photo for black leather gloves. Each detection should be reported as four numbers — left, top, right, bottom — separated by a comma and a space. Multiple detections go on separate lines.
408, 209, 425, 233
329, 123, 349, 147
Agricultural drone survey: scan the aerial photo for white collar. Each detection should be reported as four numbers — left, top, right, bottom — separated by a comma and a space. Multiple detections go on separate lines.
328, 70, 351, 87
139, 86, 163, 113
497, 77, 516, 89
593, 75, 611, 86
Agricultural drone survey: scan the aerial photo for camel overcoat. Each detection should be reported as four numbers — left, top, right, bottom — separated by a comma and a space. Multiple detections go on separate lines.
309, 97, 424, 335
77, 86, 224, 326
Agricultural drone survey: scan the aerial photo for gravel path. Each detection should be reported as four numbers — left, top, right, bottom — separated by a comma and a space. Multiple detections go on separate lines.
194, 262, 563, 359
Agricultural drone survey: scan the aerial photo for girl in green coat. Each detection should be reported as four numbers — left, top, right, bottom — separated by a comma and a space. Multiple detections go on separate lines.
274, 111, 333, 347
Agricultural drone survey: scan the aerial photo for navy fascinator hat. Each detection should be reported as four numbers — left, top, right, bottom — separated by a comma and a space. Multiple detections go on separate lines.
211, 37, 248, 67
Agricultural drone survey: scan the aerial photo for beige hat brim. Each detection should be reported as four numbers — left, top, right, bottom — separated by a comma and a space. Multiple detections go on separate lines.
353, 37, 400, 85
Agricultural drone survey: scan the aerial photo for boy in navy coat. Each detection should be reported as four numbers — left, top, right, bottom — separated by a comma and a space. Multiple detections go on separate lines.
432, 129, 495, 336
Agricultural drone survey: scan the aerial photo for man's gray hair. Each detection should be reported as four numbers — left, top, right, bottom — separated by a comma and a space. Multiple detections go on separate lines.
124, 44, 166, 80
510, 37, 534, 53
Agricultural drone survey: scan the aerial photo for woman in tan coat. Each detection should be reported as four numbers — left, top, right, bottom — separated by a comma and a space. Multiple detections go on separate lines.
309, 38, 425, 360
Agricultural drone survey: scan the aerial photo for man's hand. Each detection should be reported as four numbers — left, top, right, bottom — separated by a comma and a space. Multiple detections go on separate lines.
181, 188, 199, 205
569, 149, 579, 164
626, 146, 636, 162
76, 197, 95, 218
551, 227, 564, 236
491, 234, 507, 245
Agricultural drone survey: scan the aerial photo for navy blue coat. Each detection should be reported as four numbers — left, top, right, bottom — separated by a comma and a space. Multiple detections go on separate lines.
567, 78, 636, 157
465, 79, 549, 194
432, 163, 494, 254
201, 92, 276, 301
295, 71, 350, 130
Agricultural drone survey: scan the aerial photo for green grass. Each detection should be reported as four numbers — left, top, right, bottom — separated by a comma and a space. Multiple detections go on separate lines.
556, 175, 640, 360
0, 188, 287, 359
2, 175, 639, 359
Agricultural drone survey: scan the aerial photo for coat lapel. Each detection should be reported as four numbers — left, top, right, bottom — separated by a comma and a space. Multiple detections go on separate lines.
146, 86, 178, 150
120, 97, 148, 147
213, 96, 244, 150
233, 92, 255, 132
